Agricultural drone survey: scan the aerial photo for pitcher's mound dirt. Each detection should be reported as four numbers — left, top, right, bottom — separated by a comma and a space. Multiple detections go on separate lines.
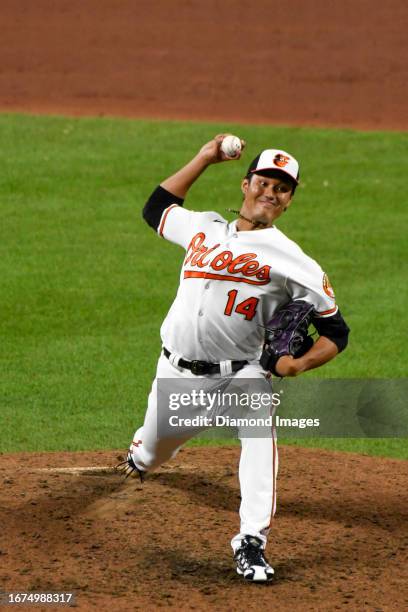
1, 446, 407, 610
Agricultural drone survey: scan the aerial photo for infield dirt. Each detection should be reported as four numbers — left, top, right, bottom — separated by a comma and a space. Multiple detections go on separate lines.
1, 0, 407, 130
1, 447, 408, 611
1, 1, 408, 610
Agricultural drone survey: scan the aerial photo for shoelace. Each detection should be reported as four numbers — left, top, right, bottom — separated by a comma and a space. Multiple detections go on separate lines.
238, 541, 268, 567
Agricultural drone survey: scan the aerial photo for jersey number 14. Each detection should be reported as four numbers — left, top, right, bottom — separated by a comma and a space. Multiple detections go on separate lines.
224, 290, 259, 321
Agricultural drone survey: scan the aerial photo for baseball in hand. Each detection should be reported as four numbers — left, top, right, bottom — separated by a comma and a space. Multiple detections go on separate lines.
220, 135, 242, 158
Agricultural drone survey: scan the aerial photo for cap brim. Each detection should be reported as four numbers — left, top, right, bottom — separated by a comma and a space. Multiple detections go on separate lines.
250, 167, 299, 184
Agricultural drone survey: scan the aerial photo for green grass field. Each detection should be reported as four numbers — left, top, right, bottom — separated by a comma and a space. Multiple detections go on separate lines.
1, 113, 407, 457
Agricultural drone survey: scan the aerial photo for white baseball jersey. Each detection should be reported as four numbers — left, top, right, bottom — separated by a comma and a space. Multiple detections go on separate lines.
158, 204, 337, 362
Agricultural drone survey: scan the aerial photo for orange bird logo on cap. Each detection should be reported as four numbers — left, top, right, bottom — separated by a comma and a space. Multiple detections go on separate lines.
273, 154, 290, 168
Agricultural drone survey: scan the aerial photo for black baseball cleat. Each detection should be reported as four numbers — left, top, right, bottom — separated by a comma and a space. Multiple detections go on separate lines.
234, 535, 274, 582
116, 451, 146, 484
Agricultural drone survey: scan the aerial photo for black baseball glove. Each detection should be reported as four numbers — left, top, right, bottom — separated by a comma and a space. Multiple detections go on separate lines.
260, 300, 315, 377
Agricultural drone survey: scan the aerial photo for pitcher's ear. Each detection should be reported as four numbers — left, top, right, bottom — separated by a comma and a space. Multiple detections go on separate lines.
241, 177, 249, 195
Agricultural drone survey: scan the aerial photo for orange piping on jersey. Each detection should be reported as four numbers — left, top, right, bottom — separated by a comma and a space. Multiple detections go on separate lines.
183, 271, 270, 286
158, 204, 179, 237
316, 305, 338, 316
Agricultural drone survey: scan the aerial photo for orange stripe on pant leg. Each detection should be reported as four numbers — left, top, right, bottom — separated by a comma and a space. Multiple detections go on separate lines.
268, 426, 278, 528
272, 425, 278, 517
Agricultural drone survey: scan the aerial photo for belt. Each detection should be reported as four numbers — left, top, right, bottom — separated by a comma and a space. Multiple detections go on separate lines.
163, 347, 248, 376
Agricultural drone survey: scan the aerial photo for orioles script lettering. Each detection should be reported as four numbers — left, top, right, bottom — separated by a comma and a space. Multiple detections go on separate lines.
183, 232, 271, 286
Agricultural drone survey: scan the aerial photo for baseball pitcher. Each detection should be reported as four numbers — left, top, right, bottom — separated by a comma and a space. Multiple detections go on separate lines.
118, 135, 350, 582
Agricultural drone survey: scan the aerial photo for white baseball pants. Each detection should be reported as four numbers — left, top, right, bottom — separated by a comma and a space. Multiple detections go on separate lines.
129, 352, 278, 550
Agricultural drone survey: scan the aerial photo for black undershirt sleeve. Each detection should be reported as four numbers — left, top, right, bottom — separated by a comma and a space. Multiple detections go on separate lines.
312, 309, 350, 353
142, 185, 184, 230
